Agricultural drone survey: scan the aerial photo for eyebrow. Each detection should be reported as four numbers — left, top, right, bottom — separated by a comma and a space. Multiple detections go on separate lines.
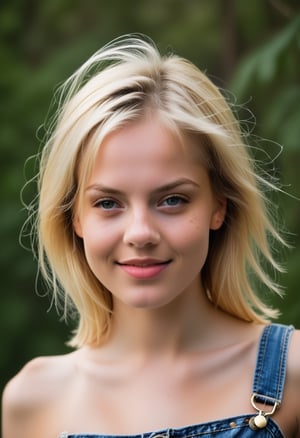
86, 178, 200, 195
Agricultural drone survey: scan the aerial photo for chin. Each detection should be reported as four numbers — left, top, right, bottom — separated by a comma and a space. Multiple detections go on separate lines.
122, 294, 177, 310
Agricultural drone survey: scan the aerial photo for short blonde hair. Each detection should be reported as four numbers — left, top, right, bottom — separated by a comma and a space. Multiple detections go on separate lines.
36, 35, 285, 347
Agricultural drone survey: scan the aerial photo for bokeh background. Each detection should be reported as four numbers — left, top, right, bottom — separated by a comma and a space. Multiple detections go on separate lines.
1, 0, 300, 399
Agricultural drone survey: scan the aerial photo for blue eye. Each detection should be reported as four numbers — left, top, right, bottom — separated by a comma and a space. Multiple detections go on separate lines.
97, 199, 118, 210
162, 196, 187, 207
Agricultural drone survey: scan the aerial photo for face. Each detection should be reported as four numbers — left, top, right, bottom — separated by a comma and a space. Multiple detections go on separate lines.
74, 117, 226, 311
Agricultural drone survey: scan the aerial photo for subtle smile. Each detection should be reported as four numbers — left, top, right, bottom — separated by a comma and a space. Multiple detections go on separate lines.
116, 259, 172, 279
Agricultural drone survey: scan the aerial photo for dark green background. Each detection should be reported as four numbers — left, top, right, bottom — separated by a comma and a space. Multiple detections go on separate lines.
1, 0, 300, 398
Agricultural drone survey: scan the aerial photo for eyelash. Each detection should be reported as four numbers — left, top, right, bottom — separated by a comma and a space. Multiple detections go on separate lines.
159, 195, 188, 208
93, 195, 189, 212
94, 198, 121, 210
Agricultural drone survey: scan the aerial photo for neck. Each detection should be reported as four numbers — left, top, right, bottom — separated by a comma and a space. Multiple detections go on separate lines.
105, 284, 222, 357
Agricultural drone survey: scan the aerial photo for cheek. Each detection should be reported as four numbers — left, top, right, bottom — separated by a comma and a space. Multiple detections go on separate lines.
170, 217, 211, 255
80, 219, 125, 279
85, 232, 110, 255
188, 214, 209, 231
80, 223, 113, 262
81, 234, 114, 284
187, 210, 214, 236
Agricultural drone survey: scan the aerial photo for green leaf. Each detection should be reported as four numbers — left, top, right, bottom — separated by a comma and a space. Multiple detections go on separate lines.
231, 14, 300, 96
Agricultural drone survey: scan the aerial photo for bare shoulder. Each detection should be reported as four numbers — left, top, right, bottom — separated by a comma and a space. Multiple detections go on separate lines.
3, 353, 76, 408
2, 352, 77, 438
288, 328, 300, 378
285, 328, 300, 435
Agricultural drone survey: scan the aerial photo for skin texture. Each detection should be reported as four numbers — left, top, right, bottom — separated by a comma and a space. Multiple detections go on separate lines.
2, 117, 300, 438
74, 117, 225, 312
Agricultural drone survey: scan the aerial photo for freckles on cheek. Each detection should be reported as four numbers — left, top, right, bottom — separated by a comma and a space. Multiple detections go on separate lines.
188, 215, 206, 232
184, 217, 211, 255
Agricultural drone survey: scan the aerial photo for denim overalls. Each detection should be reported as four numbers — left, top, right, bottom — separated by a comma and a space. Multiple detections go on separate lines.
60, 323, 294, 438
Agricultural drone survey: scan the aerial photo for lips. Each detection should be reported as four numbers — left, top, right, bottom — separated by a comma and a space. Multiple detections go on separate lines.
116, 259, 171, 279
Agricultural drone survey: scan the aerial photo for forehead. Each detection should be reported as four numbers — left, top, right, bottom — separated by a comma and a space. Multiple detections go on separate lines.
86, 118, 207, 186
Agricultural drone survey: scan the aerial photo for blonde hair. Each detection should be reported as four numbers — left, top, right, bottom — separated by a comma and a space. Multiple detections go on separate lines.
36, 35, 285, 347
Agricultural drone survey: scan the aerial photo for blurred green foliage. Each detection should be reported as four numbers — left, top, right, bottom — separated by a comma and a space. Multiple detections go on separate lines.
1, 0, 300, 396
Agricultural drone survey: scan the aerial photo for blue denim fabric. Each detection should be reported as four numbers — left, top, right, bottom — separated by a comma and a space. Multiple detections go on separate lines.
60, 324, 294, 438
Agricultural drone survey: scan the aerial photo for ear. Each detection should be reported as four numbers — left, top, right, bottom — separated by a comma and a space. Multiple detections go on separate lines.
210, 197, 227, 230
73, 214, 83, 238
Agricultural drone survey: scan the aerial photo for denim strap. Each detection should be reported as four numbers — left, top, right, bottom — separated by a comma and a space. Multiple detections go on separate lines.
252, 323, 294, 406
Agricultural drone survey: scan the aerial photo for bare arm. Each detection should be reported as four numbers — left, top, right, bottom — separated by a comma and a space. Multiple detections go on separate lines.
2, 364, 40, 438
2, 355, 73, 438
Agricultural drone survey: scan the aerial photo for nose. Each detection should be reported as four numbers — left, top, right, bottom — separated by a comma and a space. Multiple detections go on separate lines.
123, 208, 160, 248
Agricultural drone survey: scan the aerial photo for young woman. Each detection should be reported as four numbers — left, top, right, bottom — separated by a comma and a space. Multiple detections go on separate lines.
2, 35, 300, 438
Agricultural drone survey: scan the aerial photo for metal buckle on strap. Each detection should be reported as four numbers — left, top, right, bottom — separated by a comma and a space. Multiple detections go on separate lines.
249, 393, 280, 430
